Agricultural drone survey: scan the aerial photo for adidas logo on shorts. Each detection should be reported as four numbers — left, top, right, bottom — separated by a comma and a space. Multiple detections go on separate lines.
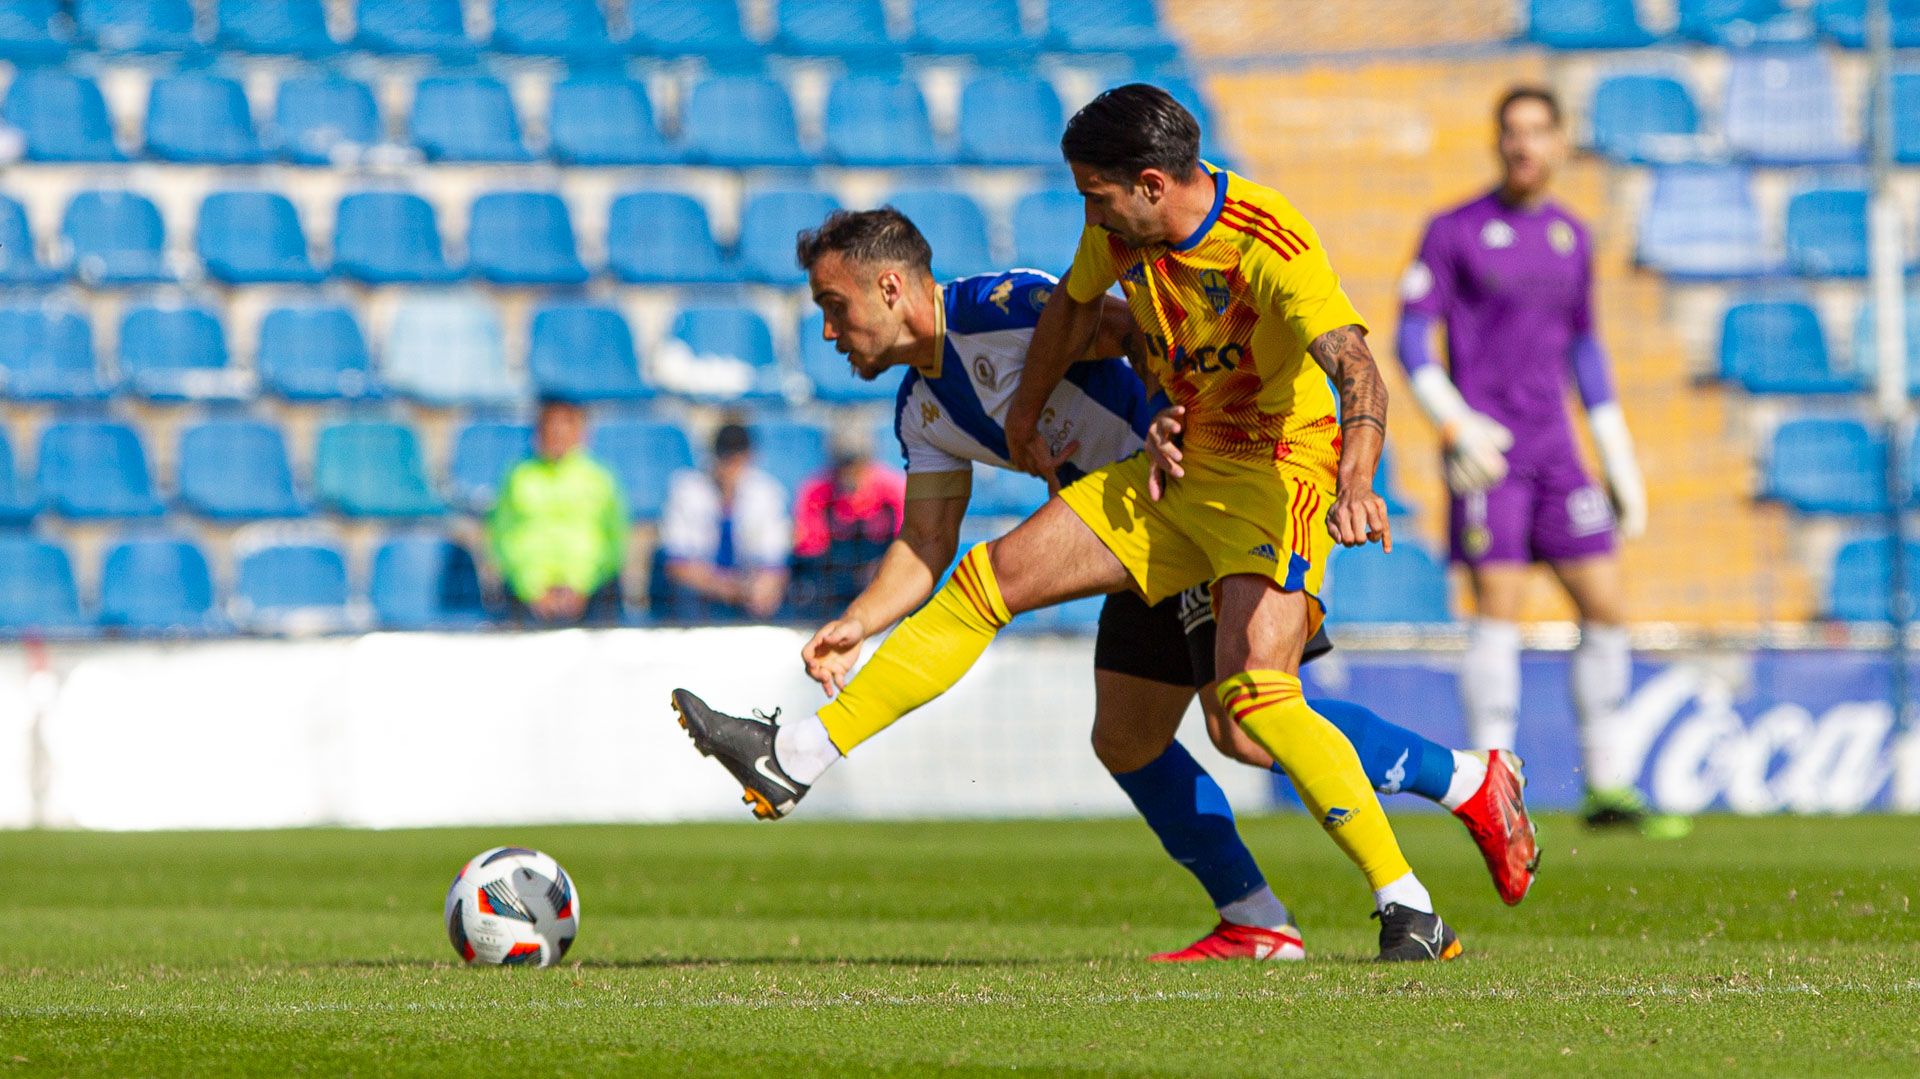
1248, 543, 1279, 563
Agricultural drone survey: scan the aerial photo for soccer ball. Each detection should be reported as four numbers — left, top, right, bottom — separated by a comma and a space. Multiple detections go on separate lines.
444, 846, 579, 967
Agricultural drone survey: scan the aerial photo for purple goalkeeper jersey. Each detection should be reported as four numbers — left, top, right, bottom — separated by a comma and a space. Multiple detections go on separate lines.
1401, 191, 1594, 462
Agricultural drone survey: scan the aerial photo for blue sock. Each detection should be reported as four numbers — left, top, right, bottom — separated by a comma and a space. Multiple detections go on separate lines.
1307, 698, 1456, 804
1109, 741, 1265, 908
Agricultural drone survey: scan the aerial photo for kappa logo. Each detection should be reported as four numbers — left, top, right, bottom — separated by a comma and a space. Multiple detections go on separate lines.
1248, 543, 1279, 563
920, 401, 941, 426
988, 279, 1014, 313
1322, 807, 1355, 828
1199, 269, 1231, 314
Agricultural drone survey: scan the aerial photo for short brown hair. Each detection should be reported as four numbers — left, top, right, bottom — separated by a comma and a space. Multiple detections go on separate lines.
1060, 83, 1201, 180
795, 207, 934, 276
1497, 85, 1562, 128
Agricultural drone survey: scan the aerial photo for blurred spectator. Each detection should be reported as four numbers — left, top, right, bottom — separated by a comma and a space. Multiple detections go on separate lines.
486, 397, 627, 626
657, 423, 792, 621
790, 426, 905, 617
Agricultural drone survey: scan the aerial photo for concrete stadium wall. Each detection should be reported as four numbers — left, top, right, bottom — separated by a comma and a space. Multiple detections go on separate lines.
0, 630, 1914, 829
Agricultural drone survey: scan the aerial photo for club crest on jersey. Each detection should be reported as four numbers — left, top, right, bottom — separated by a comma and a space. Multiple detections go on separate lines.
1122, 262, 1147, 284
988, 279, 1014, 313
1548, 219, 1577, 255
1199, 269, 1231, 314
1481, 220, 1516, 249
972, 356, 997, 388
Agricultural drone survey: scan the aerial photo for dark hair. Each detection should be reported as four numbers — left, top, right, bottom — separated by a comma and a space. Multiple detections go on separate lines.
713, 422, 753, 459
1060, 83, 1201, 180
795, 207, 934, 276
1497, 86, 1562, 129
536, 394, 584, 412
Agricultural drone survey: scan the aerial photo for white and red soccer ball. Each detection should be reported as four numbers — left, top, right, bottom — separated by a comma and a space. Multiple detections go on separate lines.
444, 846, 579, 967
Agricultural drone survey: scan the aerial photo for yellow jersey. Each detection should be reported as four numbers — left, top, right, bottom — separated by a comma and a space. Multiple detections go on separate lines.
1063, 166, 1367, 486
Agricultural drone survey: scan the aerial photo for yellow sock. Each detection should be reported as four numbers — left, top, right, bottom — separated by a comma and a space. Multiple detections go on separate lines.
1217, 670, 1415, 890
818, 543, 1010, 752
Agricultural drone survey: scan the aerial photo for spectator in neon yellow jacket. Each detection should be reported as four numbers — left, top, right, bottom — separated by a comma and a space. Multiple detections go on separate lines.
487, 398, 628, 625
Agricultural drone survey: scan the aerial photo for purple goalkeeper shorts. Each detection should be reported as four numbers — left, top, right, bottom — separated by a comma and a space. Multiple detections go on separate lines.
1448, 453, 1616, 565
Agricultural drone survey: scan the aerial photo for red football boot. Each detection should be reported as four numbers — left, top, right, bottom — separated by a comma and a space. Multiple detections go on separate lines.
1148, 921, 1305, 963
1451, 749, 1539, 906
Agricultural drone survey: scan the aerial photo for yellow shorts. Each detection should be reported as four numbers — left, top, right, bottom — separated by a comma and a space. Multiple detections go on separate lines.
1059, 450, 1334, 617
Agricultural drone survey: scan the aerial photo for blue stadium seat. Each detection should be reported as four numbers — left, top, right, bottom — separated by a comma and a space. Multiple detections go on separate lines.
750, 419, 828, 496
548, 75, 676, 166
662, 305, 783, 402
1849, 295, 1920, 393
355, 0, 470, 54
683, 75, 810, 167
100, 536, 220, 634
914, 0, 1037, 56
1636, 167, 1777, 279
0, 431, 37, 523
257, 304, 379, 401
606, 192, 737, 284
145, 73, 267, 164
590, 419, 694, 521
0, 536, 84, 632
777, 0, 893, 58
825, 74, 944, 166
218, 0, 336, 54
410, 76, 531, 163
63, 190, 172, 285
1527, 0, 1657, 47
969, 464, 1047, 517
0, 0, 70, 61
177, 419, 307, 519
1785, 186, 1869, 278
528, 303, 652, 402
1763, 417, 1887, 513
1720, 300, 1857, 394
1895, 72, 1920, 164
77, 0, 197, 51
4, 70, 121, 161
799, 312, 895, 403
1724, 49, 1854, 165
886, 190, 993, 280
1828, 534, 1920, 621
1816, 0, 1920, 47
332, 191, 461, 283
466, 191, 589, 285
493, 0, 616, 58
958, 74, 1063, 166
0, 301, 108, 400
1046, 0, 1176, 61
198, 191, 324, 284
36, 420, 163, 518
369, 534, 487, 629
1327, 545, 1453, 624
383, 292, 519, 405
450, 421, 532, 511
314, 421, 445, 517
738, 188, 840, 284
233, 542, 350, 628
272, 76, 380, 165
1589, 74, 1701, 164
1011, 189, 1081, 276
626, 0, 759, 63
0, 195, 60, 284
119, 303, 239, 401
1676, 0, 1810, 44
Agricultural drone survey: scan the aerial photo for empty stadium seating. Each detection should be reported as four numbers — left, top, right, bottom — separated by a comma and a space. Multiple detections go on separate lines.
625, 0, 758, 63
382, 293, 519, 405
256, 304, 379, 400
368, 534, 487, 629
0, 0, 70, 63
0, 432, 36, 524
751, 419, 830, 496
606, 192, 737, 284
826, 74, 944, 166
1327, 545, 1454, 623
176, 419, 306, 519
1588, 74, 1701, 164
466, 191, 589, 286
233, 542, 351, 630
591, 419, 694, 521
683, 75, 810, 167
0, 302, 105, 400
1817, 0, 1920, 47
959, 74, 1064, 166
410, 76, 531, 162
355, 0, 470, 55
218, 0, 336, 56
969, 464, 1049, 517
1676, 0, 1809, 45
314, 421, 444, 517
145, 72, 267, 163
659, 305, 783, 402
916, 0, 1037, 56
888, 189, 995, 280
527, 303, 652, 402
118, 302, 240, 401
1636, 167, 1777, 278
79, 0, 198, 53
1012, 189, 1082, 276
492, 0, 617, 60
1528, 0, 1657, 47
197, 191, 325, 284
36, 419, 163, 518
0, 196, 61, 284
0, 535, 85, 632
332, 191, 462, 284
777, 0, 895, 59
1763, 417, 1888, 514
548, 75, 676, 166
738, 189, 840, 285
1828, 534, 1920, 621
1724, 49, 1854, 164
272, 76, 381, 165
1784, 185, 1870, 277
450, 421, 533, 511
1049, 0, 1177, 61
1719, 300, 1859, 394
799, 312, 895, 403
99, 534, 220, 634
4, 69, 121, 160
63, 190, 173, 284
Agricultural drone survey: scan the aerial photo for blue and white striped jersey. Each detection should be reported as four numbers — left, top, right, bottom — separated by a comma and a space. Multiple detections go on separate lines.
893, 270, 1154, 496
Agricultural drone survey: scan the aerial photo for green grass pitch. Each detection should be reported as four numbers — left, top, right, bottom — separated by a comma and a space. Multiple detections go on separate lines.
2, 814, 1916, 1076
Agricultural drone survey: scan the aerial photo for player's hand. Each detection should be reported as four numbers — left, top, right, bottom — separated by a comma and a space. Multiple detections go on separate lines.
1442, 412, 1514, 495
1145, 406, 1186, 502
1326, 483, 1392, 551
1006, 410, 1079, 495
801, 617, 867, 697
1607, 467, 1648, 541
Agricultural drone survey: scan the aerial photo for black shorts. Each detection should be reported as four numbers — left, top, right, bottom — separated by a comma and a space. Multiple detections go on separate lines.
1092, 586, 1334, 689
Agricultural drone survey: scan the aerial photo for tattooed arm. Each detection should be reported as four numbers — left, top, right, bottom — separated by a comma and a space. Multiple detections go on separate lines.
1307, 324, 1392, 550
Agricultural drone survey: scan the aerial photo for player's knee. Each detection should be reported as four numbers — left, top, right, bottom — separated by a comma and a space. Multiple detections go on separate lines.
1090, 718, 1161, 774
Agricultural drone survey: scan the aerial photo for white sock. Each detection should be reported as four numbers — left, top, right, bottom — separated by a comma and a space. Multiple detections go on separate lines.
1439, 750, 1487, 811
1461, 618, 1521, 750
1218, 884, 1292, 930
772, 714, 842, 786
1572, 622, 1634, 790
1373, 872, 1433, 914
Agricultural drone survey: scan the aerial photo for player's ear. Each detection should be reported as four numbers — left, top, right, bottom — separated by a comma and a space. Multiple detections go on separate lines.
877, 267, 901, 307
1137, 168, 1168, 203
